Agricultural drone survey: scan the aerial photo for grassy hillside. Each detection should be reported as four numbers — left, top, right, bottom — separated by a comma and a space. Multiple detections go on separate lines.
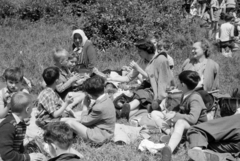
1, 0, 240, 160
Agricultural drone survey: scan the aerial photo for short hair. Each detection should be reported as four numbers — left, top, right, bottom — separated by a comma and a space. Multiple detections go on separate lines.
3, 67, 24, 82
43, 122, 77, 150
225, 14, 234, 22
83, 75, 105, 97
178, 70, 200, 90
157, 39, 172, 51
135, 39, 156, 55
194, 38, 211, 58
11, 92, 32, 113
52, 47, 69, 64
42, 67, 60, 86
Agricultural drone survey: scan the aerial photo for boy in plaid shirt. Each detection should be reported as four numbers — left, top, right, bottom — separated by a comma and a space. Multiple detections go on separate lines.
37, 67, 74, 128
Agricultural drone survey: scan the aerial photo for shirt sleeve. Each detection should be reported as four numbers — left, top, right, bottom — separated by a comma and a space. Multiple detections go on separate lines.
86, 44, 97, 69
80, 106, 102, 126
0, 123, 30, 161
38, 92, 60, 114
155, 56, 172, 100
56, 74, 72, 93
173, 94, 203, 125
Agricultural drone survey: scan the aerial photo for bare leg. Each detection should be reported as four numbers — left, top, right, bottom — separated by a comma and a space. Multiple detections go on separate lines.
129, 99, 140, 111
151, 111, 171, 134
168, 119, 191, 152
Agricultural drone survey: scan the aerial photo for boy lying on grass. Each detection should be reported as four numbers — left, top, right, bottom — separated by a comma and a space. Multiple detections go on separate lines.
0, 67, 29, 119
62, 75, 116, 145
187, 114, 240, 161
43, 122, 83, 161
149, 70, 208, 161
0, 92, 46, 161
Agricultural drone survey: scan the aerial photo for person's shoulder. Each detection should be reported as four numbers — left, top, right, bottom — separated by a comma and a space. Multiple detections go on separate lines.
38, 88, 55, 99
0, 115, 16, 130
207, 59, 219, 67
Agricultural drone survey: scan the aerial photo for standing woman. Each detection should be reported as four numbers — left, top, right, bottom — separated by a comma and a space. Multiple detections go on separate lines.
72, 29, 97, 73
182, 38, 219, 92
107, 39, 173, 119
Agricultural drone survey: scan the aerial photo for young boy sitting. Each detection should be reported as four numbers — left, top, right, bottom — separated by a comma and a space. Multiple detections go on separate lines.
0, 67, 29, 119
0, 92, 46, 161
62, 75, 116, 145
36, 67, 75, 129
43, 122, 83, 161
53, 47, 83, 99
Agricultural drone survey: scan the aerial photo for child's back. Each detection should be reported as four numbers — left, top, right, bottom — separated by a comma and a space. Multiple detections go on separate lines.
220, 22, 234, 41
81, 94, 116, 144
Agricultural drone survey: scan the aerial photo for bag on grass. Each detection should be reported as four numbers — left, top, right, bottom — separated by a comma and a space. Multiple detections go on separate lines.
219, 97, 240, 117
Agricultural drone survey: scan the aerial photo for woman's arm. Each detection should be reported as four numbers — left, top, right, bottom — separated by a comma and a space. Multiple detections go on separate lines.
108, 69, 139, 83
86, 45, 97, 69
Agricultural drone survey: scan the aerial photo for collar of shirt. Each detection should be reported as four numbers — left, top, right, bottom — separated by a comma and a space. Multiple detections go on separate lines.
183, 90, 194, 101
12, 113, 23, 124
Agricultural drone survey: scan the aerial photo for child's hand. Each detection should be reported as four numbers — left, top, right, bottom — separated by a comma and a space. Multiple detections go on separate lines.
70, 75, 80, 82
164, 111, 176, 121
65, 95, 74, 104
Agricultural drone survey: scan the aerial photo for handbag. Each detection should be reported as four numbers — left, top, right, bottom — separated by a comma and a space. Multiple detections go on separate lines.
219, 97, 240, 117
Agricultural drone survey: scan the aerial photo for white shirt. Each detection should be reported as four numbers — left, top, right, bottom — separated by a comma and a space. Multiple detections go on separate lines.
12, 113, 22, 124
220, 22, 234, 42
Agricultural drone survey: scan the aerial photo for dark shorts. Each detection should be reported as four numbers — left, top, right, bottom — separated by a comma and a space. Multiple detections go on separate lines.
133, 88, 154, 109
220, 40, 234, 49
198, 0, 207, 4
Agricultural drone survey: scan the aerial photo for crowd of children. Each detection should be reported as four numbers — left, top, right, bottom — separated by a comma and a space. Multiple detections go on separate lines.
0, 11, 240, 161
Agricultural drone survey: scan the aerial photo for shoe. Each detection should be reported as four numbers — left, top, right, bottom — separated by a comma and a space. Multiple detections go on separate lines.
160, 135, 171, 144
188, 149, 220, 161
161, 145, 172, 161
120, 103, 130, 120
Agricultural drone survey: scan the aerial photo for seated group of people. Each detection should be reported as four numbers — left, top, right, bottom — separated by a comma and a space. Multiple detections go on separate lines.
0, 28, 239, 161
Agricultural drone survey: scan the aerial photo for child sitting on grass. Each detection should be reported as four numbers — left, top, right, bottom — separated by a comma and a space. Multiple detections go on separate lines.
43, 122, 83, 161
53, 47, 84, 99
62, 75, 116, 145
36, 67, 75, 129
0, 67, 29, 119
151, 70, 207, 161
0, 92, 46, 161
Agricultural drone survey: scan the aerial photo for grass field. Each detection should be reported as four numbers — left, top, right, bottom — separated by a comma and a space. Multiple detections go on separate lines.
1, 16, 240, 160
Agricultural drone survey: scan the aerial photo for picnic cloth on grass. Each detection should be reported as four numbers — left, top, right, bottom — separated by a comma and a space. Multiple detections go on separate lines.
138, 139, 165, 154
113, 123, 150, 145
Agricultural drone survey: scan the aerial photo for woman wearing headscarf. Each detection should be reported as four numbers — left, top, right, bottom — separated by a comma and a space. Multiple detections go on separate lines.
72, 29, 97, 73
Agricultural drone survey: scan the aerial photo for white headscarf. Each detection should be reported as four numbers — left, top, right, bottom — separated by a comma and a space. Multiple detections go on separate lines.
72, 29, 88, 47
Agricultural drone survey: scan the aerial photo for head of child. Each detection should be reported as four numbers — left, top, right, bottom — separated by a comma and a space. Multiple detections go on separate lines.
83, 75, 105, 100
67, 55, 77, 69
135, 39, 156, 60
192, 38, 211, 59
42, 67, 60, 88
53, 48, 70, 69
11, 92, 33, 119
157, 39, 172, 53
3, 67, 24, 93
43, 122, 77, 157
225, 14, 234, 23
178, 70, 200, 94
